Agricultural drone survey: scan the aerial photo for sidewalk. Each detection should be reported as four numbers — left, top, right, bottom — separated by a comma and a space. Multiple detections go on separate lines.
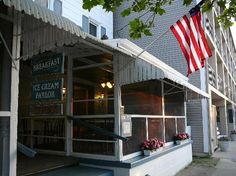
212, 141, 236, 176
176, 141, 236, 176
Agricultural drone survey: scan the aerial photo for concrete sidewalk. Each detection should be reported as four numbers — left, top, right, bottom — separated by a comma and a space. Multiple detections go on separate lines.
176, 141, 236, 176
212, 141, 236, 176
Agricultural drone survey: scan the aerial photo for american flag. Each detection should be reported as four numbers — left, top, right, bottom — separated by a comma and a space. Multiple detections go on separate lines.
170, 5, 212, 76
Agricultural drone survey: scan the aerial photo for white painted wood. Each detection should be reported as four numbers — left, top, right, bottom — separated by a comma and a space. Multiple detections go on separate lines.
128, 144, 192, 176
114, 54, 123, 161
9, 11, 21, 176
82, 144, 192, 176
210, 105, 218, 152
0, 111, 10, 116
72, 152, 117, 161
73, 62, 113, 71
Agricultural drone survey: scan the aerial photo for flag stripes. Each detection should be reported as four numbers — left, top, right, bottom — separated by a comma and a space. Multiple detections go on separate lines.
170, 8, 212, 76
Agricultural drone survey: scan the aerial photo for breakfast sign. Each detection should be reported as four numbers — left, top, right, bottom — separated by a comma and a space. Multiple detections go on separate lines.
30, 53, 64, 116
32, 53, 64, 76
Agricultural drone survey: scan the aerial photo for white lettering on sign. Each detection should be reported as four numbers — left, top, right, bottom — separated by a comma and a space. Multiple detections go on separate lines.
35, 91, 55, 99
33, 82, 60, 92
33, 57, 60, 72
32, 79, 62, 100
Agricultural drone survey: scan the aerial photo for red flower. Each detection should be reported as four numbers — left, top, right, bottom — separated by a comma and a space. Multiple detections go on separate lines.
141, 137, 164, 151
174, 133, 190, 140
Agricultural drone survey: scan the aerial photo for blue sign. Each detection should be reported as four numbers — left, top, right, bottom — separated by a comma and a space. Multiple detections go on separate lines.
32, 79, 63, 101
32, 53, 64, 76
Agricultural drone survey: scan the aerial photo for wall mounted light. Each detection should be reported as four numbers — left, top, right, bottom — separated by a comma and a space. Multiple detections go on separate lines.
106, 82, 113, 89
63, 87, 66, 95
101, 83, 106, 88
101, 81, 114, 89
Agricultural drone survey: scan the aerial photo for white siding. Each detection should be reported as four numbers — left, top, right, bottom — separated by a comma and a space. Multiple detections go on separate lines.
57, 0, 113, 39
187, 100, 205, 154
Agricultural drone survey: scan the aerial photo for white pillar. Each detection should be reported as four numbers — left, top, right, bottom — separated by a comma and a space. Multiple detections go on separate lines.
9, 11, 21, 176
113, 54, 122, 161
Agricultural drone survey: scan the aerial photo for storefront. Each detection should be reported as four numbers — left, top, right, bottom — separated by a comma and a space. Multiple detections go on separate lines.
0, 0, 209, 175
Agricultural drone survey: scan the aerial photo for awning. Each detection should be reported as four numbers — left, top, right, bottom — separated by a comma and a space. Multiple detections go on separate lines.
0, 0, 120, 60
0, 0, 85, 38
0, 0, 209, 98
106, 39, 210, 98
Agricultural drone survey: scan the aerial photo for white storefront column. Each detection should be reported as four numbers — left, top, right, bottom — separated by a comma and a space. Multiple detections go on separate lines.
9, 11, 21, 176
113, 53, 122, 161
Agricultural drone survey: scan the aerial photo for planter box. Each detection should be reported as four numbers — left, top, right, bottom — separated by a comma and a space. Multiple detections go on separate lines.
143, 147, 163, 156
176, 140, 189, 145
231, 134, 236, 141
218, 141, 229, 152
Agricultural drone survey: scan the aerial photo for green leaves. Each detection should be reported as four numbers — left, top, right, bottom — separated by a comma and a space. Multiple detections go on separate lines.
183, 0, 192, 6
83, 0, 236, 39
129, 18, 152, 39
121, 8, 131, 17
202, 1, 213, 12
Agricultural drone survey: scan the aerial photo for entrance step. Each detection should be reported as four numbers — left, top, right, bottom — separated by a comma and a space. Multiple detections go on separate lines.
38, 165, 113, 176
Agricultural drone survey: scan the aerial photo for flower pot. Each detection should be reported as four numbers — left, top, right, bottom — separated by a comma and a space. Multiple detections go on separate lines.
231, 134, 236, 141
218, 141, 229, 152
176, 139, 189, 145
143, 147, 163, 156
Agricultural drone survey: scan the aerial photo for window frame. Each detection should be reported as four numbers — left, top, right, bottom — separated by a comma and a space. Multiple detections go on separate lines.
82, 15, 99, 37
121, 80, 187, 159
101, 26, 106, 39
53, 0, 62, 16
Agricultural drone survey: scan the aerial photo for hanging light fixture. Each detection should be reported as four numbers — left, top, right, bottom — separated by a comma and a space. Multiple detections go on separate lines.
101, 83, 106, 88
106, 82, 113, 89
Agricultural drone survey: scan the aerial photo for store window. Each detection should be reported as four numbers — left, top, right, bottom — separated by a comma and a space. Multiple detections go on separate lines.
148, 118, 163, 139
165, 118, 176, 142
164, 82, 184, 116
18, 118, 65, 151
121, 80, 187, 156
72, 54, 115, 155
121, 80, 162, 115
123, 118, 146, 155
0, 18, 12, 111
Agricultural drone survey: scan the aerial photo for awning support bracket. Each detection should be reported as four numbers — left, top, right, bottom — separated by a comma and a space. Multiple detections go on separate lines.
0, 31, 17, 69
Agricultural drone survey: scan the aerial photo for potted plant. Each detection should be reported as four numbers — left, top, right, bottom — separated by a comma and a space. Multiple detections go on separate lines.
141, 137, 164, 156
230, 130, 236, 141
218, 136, 230, 152
174, 132, 190, 145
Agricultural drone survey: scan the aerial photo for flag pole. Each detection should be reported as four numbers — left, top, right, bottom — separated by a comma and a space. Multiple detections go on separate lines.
136, 28, 170, 57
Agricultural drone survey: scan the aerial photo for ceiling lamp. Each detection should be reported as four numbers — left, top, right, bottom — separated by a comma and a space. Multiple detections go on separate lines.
101, 83, 106, 88
106, 82, 113, 89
